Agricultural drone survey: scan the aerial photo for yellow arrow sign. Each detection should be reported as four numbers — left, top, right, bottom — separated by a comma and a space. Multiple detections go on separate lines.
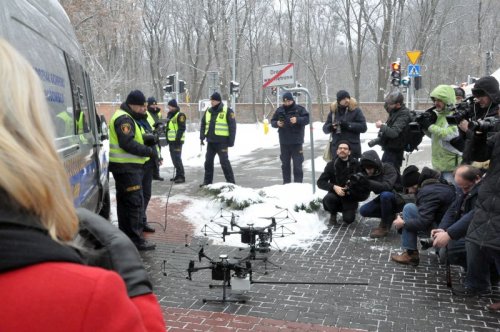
406, 50, 422, 65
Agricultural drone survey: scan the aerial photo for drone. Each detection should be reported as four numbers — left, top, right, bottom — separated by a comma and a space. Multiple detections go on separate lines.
185, 247, 369, 304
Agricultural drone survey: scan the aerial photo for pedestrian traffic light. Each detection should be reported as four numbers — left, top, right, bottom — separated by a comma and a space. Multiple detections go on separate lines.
230, 80, 240, 95
271, 87, 277, 96
401, 76, 411, 87
391, 61, 401, 86
414, 75, 422, 91
179, 80, 186, 94
163, 74, 176, 93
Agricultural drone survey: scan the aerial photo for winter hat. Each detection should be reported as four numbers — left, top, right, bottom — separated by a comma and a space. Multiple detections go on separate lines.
126, 90, 146, 106
430, 85, 456, 106
210, 92, 222, 102
472, 76, 500, 103
282, 92, 294, 101
401, 165, 420, 188
168, 99, 178, 108
336, 90, 350, 102
453, 87, 465, 99
384, 91, 404, 105
147, 96, 157, 106
418, 166, 441, 186
336, 140, 351, 150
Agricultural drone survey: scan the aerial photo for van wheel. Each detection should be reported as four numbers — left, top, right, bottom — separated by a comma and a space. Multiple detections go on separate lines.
99, 189, 111, 220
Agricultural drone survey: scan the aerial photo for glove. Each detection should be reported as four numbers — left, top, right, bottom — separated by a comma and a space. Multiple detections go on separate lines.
339, 121, 349, 130
143, 133, 158, 146
76, 208, 153, 297
200, 139, 205, 146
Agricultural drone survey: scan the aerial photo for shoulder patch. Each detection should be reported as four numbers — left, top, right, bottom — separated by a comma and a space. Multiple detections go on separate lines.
120, 123, 132, 135
230, 113, 235, 119
179, 115, 186, 123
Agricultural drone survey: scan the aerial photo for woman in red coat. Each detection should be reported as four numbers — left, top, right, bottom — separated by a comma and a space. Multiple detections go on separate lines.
0, 39, 166, 332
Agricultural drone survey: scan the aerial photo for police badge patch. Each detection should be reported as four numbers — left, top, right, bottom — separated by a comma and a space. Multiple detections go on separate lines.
121, 123, 132, 134
230, 113, 235, 119
179, 115, 186, 123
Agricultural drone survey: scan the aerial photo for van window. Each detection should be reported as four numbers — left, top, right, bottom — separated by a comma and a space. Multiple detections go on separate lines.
65, 54, 91, 134
7, 18, 74, 137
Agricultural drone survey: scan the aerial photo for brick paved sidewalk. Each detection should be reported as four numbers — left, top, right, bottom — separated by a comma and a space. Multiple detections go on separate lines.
140, 197, 500, 332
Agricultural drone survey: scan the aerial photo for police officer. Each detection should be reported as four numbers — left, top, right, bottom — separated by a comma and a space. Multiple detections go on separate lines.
146, 96, 164, 180
271, 92, 310, 184
165, 99, 186, 183
109, 90, 157, 251
200, 92, 236, 186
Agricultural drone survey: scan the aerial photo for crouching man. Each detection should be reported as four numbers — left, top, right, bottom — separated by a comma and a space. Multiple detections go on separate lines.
358, 150, 398, 238
391, 167, 455, 266
317, 141, 367, 227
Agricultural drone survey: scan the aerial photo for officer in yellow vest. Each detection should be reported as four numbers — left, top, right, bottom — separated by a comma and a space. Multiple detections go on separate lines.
165, 99, 186, 183
109, 90, 157, 251
147, 96, 164, 180
199, 92, 236, 186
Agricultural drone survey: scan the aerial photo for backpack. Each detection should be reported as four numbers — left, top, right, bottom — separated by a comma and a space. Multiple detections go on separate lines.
401, 110, 425, 153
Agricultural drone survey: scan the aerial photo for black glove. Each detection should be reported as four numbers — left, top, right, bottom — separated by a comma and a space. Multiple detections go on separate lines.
200, 139, 205, 146
76, 208, 153, 297
339, 121, 350, 130
143, 133, 158, 146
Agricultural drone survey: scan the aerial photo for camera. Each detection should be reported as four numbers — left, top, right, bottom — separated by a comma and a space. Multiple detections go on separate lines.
278, 114, 285, 122
446, 96, 475, 125
468, 116, 500, 133
420, 238, 434, 250
412, 108, 437, 131
368, 134, 382, 148
333, 121, 341, 134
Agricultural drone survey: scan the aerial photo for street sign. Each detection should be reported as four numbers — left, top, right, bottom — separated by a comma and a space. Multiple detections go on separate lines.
406, 50, 422, 65
262, 63, 295, 88
408, 64, 421, 77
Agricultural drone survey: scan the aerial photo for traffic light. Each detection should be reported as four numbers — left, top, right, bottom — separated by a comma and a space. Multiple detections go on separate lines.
230, 80, 240, 95
271, 87, 277, 96
401, 76, 411, 87
293, 82, 302, 96
414, 76, 422, 90
163, 74, 176, 93
179, 80, 186, 93
391, 61, 401, 86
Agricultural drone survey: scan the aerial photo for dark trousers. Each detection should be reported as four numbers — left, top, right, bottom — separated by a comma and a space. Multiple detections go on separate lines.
142, 161, 154, 226
382, 149, 404, 172
204, 142, 235, 184
169, 143, 185, 178
280, 144, 304, 184
323, 192, 358, 224
359, 191, 397, 226
464, 241, 500, 291
152, 146, 161, 178
112, 170, 144, 245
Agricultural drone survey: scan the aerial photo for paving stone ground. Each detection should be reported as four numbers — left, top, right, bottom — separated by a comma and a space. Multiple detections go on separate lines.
113, 143, 500, 332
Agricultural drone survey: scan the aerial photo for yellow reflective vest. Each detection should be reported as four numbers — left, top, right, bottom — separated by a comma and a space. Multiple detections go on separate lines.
167, 112, 186, 142
204, 105, 229, 137
109, 109, 149, 164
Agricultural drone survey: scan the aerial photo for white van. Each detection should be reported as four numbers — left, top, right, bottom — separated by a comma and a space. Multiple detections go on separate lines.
0, 0, 110, 218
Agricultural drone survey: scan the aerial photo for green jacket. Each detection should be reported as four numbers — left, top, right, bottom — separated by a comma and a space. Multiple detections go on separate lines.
427, 85, 462, 171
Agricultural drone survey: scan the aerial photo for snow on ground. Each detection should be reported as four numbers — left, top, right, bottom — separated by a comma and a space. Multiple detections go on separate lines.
179, 183, 328, 250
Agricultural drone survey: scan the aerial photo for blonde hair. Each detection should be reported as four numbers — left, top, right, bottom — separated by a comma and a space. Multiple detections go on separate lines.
0, 39, 78, 241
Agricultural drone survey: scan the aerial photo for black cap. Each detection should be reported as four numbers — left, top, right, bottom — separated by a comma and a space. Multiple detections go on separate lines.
401, 165, 420, 187
147, 96, 157, 106
336, 90, 350, 102
418, 166, 441, 186
168, 99, 178, 108
210, 92, 222, 102
472, 76, 500, 103
282, 92, 294, 101
126, 90, 146, 106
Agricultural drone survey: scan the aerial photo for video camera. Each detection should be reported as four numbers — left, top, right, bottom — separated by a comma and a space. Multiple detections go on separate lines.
446, 96, 475, 125
142, 119, 168, 146
410, 107, 437, 132
367, 133, 383, 148
468, 116, 500, 133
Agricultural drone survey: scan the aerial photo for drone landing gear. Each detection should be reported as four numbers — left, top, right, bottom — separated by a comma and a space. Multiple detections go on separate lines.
237, 246, 280, 275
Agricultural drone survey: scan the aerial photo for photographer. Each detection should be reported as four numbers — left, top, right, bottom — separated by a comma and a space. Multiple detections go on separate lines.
317, 141, 362, 227
374, 92, 412, 172
322, 90, 367, 159
430, 165, 482, 269
453, 104, 500, 306
459, 76, 500, 164
271, 92, 310, 184
391, 167, 455, 266
358, 150, 398, 238
427, 85, 462, 183
165, 99, 186, 184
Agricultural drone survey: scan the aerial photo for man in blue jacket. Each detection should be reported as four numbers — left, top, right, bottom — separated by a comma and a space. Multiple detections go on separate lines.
392, 167, 455, 266
271, 92, 310, 184
431, 165, 482, 269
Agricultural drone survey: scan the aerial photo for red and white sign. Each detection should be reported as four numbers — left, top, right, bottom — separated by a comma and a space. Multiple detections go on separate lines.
262, 63, 295, 88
